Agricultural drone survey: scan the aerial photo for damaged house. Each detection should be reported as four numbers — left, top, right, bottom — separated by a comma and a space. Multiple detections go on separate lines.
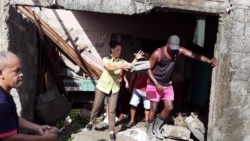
0, 0, 250, 140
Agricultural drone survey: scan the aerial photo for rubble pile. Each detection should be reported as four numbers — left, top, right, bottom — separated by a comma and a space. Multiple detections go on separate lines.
161, 112, 205, 141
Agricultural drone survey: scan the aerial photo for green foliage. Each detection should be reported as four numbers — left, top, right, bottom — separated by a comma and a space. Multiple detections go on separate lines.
66, 136, 74, 141
54, 108, 89, 141
68, 109, 87, 128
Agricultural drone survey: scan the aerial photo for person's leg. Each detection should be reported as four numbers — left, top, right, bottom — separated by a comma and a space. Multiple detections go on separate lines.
105, 97, 108, 116
148, 101, 158, 121
153, 100, 173, 139
86, 88, 106, 130
107, 92, 119, 139
144, 109, 149, 122
126, 106, 136, 128
127, 88, 140, 127
103, 97, 109, 124
147, 101, 158, 140
146, 84, 161, 140
159, 100, 173, 119
142, 91, 150, 122
153, 86, 174, 139
130, 106, 136, 122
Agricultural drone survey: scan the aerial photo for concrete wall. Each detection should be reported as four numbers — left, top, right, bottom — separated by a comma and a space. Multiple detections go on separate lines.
0, 1, 38, 120
11, 0, 227, 14
7, 6, 39, 121
208, 1, 250, 141
153, 0, 227, 13
0, 0, 10, 50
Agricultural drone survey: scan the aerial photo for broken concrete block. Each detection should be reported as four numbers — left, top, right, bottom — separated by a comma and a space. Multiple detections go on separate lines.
117, 128, 147, 141
173, 113, 188, 127
185, 114, 205, 141
161, 125, 191, 140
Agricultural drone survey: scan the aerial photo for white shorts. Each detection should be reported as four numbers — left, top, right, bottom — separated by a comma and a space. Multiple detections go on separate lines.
129, 88, 150, 110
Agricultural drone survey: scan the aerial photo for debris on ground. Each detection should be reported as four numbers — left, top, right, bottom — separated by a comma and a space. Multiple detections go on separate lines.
185, 112, 205, 141
161, 125, 191, 140
61, 111, 206, 141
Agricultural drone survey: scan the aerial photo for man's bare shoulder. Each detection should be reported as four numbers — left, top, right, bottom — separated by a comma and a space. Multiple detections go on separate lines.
152, 48, 161, 56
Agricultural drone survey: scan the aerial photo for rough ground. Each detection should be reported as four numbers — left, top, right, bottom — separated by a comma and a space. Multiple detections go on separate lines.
71, 120, 148, 141
68, 115, 186, 141
56, 115, 206, 141
54, 111, 149, 141
54, 106, 207, 141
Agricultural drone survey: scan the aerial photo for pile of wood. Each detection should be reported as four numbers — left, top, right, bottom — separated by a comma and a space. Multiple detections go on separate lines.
17, 6, 102, 79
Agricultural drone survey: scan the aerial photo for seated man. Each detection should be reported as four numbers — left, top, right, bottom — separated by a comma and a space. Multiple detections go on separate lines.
0, 51, 57, 141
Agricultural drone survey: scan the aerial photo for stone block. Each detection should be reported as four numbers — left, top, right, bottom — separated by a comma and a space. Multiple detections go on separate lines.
230, 53, 241, 69
235, 0, 250, 6
245, 10, 250, 23
231, 54, 250, 70
244, 23, 250, 39
231, 38, 247, 52
185, 115, 205, 141
231, 22, 244, 37
230, 81, 248, 96
233, 9, 245, 22
241, 55, 250, 69
161, 125, 191, 140
231, 70, 250, 81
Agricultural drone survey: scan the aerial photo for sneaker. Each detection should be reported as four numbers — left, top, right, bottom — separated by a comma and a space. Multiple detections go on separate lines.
86, 123, 93, 131
103, 118, 108, 124
126, 121, 135, 128
95, 122, 108, 131
103, 117, 119, 124
110, 133, 116, 141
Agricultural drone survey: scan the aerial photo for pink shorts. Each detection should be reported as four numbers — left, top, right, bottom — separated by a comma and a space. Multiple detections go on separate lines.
146, 84, 174, 102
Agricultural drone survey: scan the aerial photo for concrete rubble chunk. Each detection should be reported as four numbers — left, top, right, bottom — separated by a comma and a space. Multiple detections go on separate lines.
117, 128, 147, 141
161, 125, 191, 140
185, 113, 205, 141
173, 112, 188, 127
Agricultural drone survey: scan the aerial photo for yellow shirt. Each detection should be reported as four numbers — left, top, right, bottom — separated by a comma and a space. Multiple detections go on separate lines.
96, 56, 128, 95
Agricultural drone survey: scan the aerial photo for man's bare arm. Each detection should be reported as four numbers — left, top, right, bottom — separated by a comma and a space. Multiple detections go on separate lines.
2, 133, 56, 141
179, 47, 217, 67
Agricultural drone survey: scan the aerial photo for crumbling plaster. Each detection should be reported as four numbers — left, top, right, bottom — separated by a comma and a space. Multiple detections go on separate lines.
208, 1, 250, 141
0, 0, 10, 50
11, 0, 227, 14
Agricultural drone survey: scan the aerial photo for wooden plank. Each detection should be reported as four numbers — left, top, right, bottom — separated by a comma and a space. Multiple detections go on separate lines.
17, 6, 101, 79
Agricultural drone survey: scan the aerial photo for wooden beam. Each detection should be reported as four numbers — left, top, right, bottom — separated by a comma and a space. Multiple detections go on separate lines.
17, 6, 101, 79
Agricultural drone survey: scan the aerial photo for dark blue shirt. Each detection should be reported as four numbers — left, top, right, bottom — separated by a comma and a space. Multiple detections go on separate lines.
0, 87, 19, 138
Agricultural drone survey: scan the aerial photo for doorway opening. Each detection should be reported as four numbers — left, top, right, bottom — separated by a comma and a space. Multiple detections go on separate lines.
8, 5, 219, 138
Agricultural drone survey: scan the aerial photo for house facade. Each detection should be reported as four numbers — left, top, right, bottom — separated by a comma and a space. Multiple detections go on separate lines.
0, 0, 250, 140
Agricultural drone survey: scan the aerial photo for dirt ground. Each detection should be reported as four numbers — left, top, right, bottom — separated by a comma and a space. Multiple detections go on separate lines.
54, 103, 207, 141
56, 114, 206, 141
69, 113, 151, 141
69, 115, 175, 141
